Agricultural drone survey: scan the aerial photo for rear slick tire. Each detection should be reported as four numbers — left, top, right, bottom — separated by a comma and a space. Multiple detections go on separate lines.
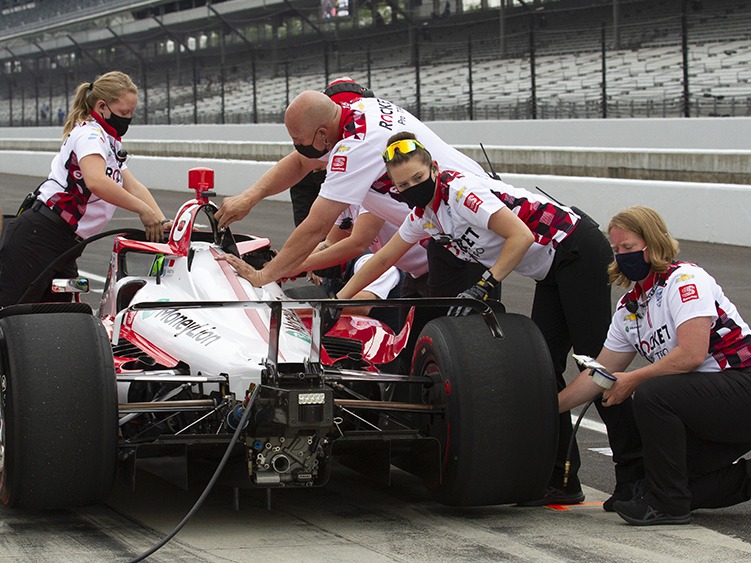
411, 313, 558, 506
0, 312, 118, 509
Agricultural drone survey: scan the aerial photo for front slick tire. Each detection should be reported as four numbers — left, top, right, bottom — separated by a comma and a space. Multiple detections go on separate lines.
0, 311, 118, 509
411, 313, 558, 506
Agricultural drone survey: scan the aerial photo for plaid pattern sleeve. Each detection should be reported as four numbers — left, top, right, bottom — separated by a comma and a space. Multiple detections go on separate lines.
709, 304, 751, 369
495, 192, 577, 248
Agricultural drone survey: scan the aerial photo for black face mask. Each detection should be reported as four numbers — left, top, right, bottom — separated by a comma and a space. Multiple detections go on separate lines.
400, 172, 436, 209
615, 248, 651, 282
294, 142, 329, 159
105, 106, 132, 137
294, 130, 329, 159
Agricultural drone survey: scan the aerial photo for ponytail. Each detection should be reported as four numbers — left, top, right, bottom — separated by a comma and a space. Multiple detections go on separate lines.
61, 71, 137, 140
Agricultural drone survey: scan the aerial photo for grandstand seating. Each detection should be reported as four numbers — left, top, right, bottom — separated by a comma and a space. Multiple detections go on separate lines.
1, 0, 750, 125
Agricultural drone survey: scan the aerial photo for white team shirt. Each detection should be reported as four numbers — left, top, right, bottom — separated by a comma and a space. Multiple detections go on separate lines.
354, 254, 401, 300
398, 171, 579, 281
605, 262, 751, 371
37, 119, 127, 239
337, 205, 429, 278
318, 97, 487, 228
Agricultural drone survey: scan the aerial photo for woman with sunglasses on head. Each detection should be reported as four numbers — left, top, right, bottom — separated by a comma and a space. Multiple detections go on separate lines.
337, 131, 644, 508
559, 206, 751, 525
0, 71, 171, 307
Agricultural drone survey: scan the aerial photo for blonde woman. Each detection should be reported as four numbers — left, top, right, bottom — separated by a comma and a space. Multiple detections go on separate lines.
0, 71, 170, 307
560, 206, 751, 525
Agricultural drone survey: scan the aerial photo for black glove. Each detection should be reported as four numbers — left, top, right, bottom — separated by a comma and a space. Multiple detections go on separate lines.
313, 264, 343, 280
447, 271, 498, 317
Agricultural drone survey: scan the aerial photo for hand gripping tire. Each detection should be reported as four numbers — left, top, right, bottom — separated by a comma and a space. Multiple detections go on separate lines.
0, 311, 118, 509
411, 313, 558, 506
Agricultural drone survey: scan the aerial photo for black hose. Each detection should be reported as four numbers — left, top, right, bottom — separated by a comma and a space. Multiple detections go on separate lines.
563, 396, 599, 488
16, 227, 145, 305
11, 220, 262, 559
125, 384, 259, 563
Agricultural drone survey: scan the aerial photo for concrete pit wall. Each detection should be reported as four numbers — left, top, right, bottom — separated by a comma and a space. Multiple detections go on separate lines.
1, 117, 749, 246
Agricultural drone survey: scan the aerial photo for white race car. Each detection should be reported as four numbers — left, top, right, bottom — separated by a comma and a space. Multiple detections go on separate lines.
0, 168, 558, 510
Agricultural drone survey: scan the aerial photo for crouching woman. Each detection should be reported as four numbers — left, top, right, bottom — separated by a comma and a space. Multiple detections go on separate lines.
559, 205, 751, 525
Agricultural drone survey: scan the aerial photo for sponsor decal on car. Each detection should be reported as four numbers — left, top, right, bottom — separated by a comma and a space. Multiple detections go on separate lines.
140, 298, 170, 319
283, 310, 311, 343
152, 308, 222, 346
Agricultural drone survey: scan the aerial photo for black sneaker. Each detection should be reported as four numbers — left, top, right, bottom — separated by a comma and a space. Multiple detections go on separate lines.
517, 485, 585, 507
613, 497, 692, 526
603, 479, 645, 512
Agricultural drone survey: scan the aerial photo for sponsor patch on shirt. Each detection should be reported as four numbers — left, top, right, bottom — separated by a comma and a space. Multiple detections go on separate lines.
331, 155, 348, 172
463, 192, 482, 213
679, 283, 699, 303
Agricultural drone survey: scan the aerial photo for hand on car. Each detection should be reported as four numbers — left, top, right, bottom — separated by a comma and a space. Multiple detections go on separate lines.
215, 253, 268, 287
215, 193, 253, 230
307, 272, 323, 285
140, 208, 165, 242
447, 277, 496, 317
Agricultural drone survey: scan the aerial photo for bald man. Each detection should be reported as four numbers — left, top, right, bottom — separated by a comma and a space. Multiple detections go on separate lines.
288, 78, 374, 227
215, 90, 486, 287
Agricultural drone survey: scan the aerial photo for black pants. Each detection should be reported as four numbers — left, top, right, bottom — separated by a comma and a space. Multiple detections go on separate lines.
290, 170, 326, 227
0, 207, 82, 307
426, 238, 499, 299
531, 213, 644, 491
634, 369, 751, 515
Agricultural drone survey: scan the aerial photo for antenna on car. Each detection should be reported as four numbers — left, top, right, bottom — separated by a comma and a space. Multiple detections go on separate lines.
479, 143, 499, 180
534, 184, 564, 206
478, 143, 565, 207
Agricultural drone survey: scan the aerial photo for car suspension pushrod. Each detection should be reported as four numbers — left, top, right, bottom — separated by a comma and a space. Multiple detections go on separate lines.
119, 399, 216, 413
334, 399, 442, 412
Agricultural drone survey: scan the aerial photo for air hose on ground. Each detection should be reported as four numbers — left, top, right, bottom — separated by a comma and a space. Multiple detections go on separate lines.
10, 226, 262, 560
126, 383, 259, 563
563, 397, 599, 488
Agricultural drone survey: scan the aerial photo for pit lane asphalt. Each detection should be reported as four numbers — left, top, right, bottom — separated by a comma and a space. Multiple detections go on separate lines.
1, 173, 751, 562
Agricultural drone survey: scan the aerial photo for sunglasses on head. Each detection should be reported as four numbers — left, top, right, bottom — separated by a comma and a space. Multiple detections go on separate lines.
382, 139, 426, 163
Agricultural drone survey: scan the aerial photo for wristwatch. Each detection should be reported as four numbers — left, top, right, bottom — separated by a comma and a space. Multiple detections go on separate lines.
481, 270, 499, 286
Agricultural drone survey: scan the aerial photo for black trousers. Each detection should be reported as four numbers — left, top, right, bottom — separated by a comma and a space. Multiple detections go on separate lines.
426, 238, 499, 299
0, 207, 82, 307
290, 170, 326, 227
634, 369, 751, 515
531, 213, 644, 490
